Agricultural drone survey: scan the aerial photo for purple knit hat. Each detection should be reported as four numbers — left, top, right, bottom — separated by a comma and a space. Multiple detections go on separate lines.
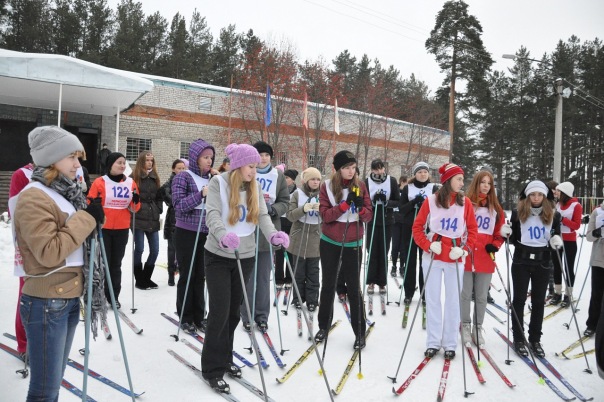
226, 143, 261, 170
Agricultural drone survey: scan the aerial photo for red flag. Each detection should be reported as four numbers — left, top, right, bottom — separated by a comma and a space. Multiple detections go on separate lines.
334, 99, 340, 135
303, 92, 308, 130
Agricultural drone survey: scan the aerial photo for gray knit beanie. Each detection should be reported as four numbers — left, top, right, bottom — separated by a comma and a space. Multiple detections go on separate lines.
28, 126, 84, 167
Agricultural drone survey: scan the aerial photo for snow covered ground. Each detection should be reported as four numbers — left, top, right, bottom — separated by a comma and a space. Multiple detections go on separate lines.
0, 216, 601, 402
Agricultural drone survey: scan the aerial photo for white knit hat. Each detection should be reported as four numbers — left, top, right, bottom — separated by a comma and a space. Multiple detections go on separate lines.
524, 180, 549, 197
556, 182, 574, 197
28, 126, 84, 167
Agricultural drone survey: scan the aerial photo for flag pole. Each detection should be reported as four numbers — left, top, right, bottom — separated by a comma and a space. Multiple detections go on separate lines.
228, 74, 233, 144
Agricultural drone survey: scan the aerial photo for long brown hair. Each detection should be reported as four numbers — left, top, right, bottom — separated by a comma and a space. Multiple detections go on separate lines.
329, 163, 361, 203
467, 171, 503, 217
517, 195, 555, 224
227, 169, 259, 226
133, 151, 160, 188
435, 179, 464, 209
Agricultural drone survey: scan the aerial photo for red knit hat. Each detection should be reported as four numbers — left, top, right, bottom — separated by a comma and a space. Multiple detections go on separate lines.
438, 163, 464, 184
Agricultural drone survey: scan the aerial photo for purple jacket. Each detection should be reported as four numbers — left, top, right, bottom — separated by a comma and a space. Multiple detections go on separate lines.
172, 139, 215, 232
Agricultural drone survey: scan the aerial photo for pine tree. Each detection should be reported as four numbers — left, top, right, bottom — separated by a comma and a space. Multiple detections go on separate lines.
187, 9, 213, 83
4, 0, 53, 52
210, 24, 241, 87
107, 0, 146, 71
425, 0, 493, 163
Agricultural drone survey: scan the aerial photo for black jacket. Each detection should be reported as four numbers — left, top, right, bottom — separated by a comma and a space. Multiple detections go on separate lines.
398, 180, 437, 226
133, 172, 163, 232
364, 175, 400, 226
160, 173, 177, 239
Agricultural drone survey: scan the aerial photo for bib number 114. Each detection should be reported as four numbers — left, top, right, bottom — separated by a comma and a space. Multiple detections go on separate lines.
440, 217, 458, 232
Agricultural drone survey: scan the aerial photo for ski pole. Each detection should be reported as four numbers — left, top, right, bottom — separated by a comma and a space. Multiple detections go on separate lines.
235, 250, 269, 402
388, 250, 436, 383
553, 246, 592, 373
245, 225, 261, 351
284, 253, 335, 402
380, 195, 389, 306
453, 239, 472, 398
82, 228, 97, 401
282, 201, 309, 316
355, 199, 365, 379
504, 239, 512, 363
492, 251, 547, 381
564, 265, 592, 329
269, 243, 288, 355
170, 199, 205, 342
98, 226, 138, 401
363, 201, 379, 288
397, 205, 418, 305
130, 195, 137, 314
322, 207, 352, 362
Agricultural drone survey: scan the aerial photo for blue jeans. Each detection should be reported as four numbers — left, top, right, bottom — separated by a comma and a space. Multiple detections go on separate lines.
133, 229, 159, 266
20, 295, 80, 402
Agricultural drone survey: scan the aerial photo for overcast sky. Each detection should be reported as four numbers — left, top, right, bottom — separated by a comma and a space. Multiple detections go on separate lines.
108, 0, 603, 94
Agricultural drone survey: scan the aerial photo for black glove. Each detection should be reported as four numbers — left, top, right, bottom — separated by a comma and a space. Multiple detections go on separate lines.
485, 244, 499, 253
266, 202, 276, 217
84, 199, 105, 225
582, 215, 590, 224
345, 191, 356, 206
593, 227, 602, 238
132, 193, 140, 204
373, 192, 387, 204
412, 194, 424, 205
354, 196, 364, 211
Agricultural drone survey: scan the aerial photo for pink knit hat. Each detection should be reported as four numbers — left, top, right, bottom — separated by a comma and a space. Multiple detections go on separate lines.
225, 143, 261, 170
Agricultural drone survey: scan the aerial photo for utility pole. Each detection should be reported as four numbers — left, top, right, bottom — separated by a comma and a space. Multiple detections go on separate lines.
553, 78, 563, 183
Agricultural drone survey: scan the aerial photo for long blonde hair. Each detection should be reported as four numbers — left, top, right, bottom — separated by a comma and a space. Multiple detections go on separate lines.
227, 169, 259, 226
517, 196, 555, 225
133, 150, 160, 188
329, 164, 361, 203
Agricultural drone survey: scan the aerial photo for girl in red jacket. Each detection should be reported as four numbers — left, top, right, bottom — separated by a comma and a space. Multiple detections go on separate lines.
550, 181, 583, 307
88, 152, 140, 308
412, 163, 477, 359
460, 170, 505, 347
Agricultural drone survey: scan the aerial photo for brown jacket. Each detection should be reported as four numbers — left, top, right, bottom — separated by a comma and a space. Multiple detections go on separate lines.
15, 187, 96, 298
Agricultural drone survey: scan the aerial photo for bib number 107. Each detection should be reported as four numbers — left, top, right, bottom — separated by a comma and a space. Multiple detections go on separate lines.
528, 226, 546, 239
440, 218, 458, 232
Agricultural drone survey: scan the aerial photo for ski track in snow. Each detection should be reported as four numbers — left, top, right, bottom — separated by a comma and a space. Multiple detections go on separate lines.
0, 213, 601, 401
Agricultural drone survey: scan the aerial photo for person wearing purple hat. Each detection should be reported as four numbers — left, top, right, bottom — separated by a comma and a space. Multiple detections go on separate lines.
238, 141, 289, 332
201, 143, 289, 393
172, 139, 218, 333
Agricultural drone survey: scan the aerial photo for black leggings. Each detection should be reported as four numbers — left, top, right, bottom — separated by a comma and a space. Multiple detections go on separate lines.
511, 261, 550, 343
318, 239, 366, 338
552, 240, 577, 287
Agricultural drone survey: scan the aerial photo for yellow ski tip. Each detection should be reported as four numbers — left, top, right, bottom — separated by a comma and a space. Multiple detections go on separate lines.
318, 369, 323, 375
538, 377, 545, 385
357, 372, 364, 379
477, 361, 484, 368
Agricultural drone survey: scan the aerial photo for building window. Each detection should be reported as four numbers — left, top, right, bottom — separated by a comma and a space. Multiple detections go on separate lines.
274, 151, 287, 167
126, 137, 152, 161
308, 154, 325, 173
199, 96, 212, 111
180, 142, 191, 160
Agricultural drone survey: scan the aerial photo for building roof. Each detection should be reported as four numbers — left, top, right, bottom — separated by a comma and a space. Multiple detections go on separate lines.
0, 49, 154, 116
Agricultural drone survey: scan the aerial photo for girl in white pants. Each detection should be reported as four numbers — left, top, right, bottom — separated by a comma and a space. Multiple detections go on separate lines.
412, 163, 478, 359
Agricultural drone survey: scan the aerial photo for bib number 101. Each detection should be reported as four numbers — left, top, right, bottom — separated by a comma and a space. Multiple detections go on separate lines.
528, 226, 546, 239
440, 218, 458, 232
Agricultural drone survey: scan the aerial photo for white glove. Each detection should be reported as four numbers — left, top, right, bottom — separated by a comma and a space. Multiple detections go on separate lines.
500, 223, 512, 238
312, 202, 320, 211
303, 203, 314, 212
449, 246, 467, 260
429, 241, 442, 255
549, 235, 563, 249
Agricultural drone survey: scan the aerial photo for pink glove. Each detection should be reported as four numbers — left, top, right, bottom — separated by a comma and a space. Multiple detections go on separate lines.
270, 231, 290, 248
220, 232, 240, 250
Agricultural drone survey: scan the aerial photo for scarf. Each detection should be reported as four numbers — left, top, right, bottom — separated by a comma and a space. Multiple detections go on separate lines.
530, 207, 543, 216
370, 172, 387, 184
477, 193, 488, 207
31, 167, 107, 339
